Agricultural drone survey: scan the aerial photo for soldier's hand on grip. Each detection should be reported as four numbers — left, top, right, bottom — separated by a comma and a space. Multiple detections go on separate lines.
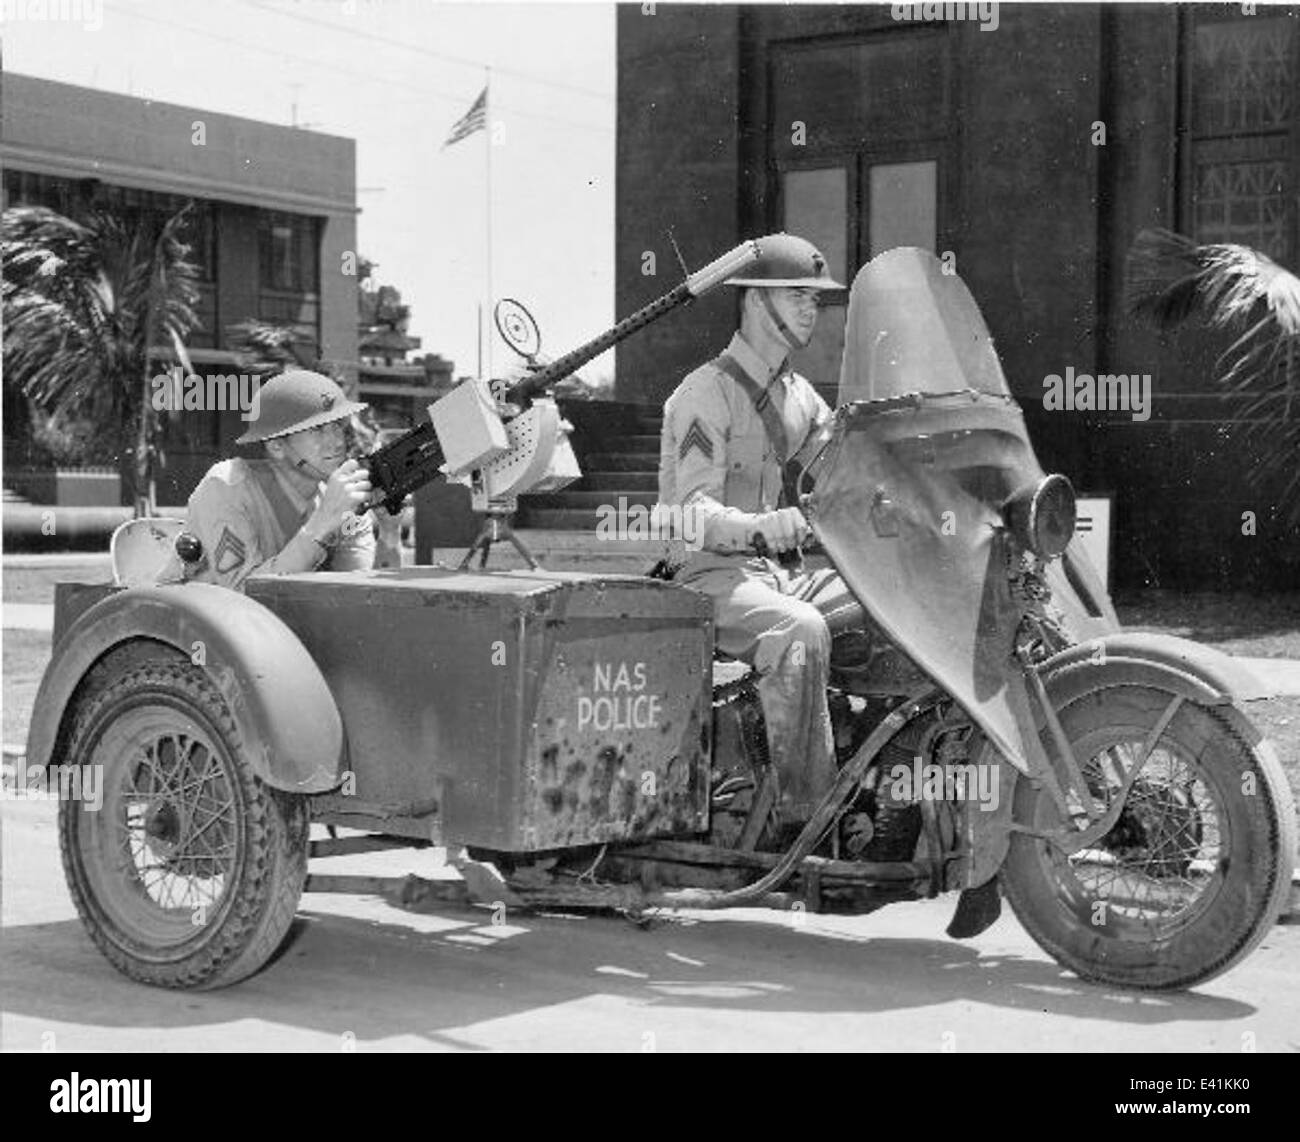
314, 459, 373, 532
753, 506, 809, 554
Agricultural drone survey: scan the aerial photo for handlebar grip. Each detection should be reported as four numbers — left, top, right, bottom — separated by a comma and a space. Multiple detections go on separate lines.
752, 529, 815, 566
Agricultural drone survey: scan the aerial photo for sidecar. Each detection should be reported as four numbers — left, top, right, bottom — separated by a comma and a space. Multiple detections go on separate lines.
27, 565, 716, 989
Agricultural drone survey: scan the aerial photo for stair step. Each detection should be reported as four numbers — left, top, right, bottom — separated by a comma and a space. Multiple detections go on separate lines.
619, 402, 663, 419
602, 435, 661, 452
578, 471, 658, 492
522, 508, 605, 530
523, 490, 657, 511
585, 453, 658, 472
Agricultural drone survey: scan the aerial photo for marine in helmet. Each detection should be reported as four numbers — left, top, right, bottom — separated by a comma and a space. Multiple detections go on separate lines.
657, 233, 863, 827
186, 369, 401, 591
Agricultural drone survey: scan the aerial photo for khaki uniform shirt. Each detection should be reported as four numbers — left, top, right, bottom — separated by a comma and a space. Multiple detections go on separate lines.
658, 331, 833, 559
186, 457, 375, 591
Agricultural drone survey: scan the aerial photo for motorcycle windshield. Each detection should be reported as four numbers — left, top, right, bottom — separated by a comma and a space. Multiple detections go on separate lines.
837, 246, 1011, 404
813, 249, 1118, 774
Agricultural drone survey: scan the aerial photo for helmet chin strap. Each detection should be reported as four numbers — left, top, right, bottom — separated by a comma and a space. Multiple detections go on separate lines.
759, 289, 811, 351
277, 437, 331, 484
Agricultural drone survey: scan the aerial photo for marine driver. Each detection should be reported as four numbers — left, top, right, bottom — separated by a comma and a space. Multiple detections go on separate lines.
657, 233, 864, 826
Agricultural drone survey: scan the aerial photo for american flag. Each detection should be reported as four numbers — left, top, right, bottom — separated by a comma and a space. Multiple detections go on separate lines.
441, 87, 487, 149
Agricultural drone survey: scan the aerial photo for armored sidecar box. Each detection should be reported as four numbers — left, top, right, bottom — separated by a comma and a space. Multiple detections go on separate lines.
246, 568, 714, 851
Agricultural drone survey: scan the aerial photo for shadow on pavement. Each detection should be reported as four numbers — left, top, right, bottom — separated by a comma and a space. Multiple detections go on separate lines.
0, 901, 1257, 1047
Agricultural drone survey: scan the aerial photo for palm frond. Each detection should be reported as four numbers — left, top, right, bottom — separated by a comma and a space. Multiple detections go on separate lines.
226, 318, 320, 373
1125, 227, 1300, 528
1125, 228, 1208, 327
1126, 227, 1300, 337
3, 201, 201, 509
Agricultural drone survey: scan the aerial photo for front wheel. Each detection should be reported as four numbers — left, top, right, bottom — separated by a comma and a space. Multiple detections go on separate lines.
1000, 686, 1296, 991
59, 660, 308, 989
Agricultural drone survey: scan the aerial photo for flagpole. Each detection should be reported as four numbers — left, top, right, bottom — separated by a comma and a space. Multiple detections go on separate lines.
484, 66, 493, 382
441, 84, 491, 381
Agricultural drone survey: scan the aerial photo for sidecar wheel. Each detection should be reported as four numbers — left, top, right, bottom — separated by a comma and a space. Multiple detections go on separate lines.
1000, 686, 1296, 991
58, 661, 308, 990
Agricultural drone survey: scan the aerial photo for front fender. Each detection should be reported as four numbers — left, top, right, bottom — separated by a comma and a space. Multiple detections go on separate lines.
26, 583, 344, 794
1041, 631, 1270, 709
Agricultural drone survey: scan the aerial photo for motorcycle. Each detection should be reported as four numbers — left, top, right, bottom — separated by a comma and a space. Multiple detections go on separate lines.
524, 245, 1297, 990
33, 244, 1296, 992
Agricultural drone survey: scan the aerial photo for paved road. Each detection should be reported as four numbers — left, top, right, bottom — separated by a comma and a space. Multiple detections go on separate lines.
3, 604, 55, 632
2, 798, 1297, 1052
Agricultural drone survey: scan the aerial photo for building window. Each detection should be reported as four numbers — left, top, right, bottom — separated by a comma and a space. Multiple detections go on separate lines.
781, 167, 849, 284
258, 211, 318, 294
1188, 15, 1297, 263
1192, 18, 1293, 136
184, 202, 217, 284
769, 31, 951, 403
2, 169, 80, 215
770, 31, 950, 278
867, 160, 937, 257
257, 210, 320, 346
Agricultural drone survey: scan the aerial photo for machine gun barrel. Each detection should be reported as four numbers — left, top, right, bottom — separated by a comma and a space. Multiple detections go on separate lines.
361, 239, 761, 513
505, 239, 760, 405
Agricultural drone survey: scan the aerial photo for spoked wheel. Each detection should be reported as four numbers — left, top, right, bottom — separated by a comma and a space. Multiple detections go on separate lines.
1001, 686, 1296, 991
59, 661, 308, 989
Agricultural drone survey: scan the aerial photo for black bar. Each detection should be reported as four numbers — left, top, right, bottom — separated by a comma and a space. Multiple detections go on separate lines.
506, 280, 694, 404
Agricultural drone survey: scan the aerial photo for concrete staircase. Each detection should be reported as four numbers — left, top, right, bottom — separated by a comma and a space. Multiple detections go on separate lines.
519, 404, 663, 531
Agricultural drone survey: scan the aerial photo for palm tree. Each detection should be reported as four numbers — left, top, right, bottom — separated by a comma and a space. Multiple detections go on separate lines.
225, 317, 324, 375
2, 204, 200, 516
1125, 227, 1300, 520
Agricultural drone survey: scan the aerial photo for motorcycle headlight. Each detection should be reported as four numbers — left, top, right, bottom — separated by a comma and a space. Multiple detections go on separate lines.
1003, 474, 1076, 559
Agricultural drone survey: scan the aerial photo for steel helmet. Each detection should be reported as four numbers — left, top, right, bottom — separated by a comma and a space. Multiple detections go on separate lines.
726, 233, 844, 290
235, 369, 368, 445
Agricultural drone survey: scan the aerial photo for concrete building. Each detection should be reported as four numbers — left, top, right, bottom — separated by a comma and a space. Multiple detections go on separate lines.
1, 72, 360, 503
613, 4, 1300, 590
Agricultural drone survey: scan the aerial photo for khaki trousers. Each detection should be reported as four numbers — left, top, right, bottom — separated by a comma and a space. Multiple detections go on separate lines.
678, 554, 862, 818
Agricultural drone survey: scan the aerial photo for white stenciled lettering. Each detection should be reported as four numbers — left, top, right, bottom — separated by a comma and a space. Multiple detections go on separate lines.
576, 693, 661, 732
580, 661, 658, 729
592, 660, 648, 693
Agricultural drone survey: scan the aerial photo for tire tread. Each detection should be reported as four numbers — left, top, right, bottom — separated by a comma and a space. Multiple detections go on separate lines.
59, 661, 307, 990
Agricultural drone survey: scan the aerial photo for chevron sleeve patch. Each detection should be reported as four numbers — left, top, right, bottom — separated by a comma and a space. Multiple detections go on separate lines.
212, 526, 248, 575
678, 417, 715, 462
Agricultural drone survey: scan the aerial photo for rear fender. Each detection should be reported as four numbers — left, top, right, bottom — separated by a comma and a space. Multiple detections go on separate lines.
26, 584, 344, 794
1041, 632, 1270, 710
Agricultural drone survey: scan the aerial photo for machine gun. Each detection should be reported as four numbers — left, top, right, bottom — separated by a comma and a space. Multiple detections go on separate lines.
356, 240, 763, 567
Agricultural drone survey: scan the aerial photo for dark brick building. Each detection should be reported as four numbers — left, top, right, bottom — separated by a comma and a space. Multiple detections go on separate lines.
1, 73, 360, 504
614, 3, 1300, 590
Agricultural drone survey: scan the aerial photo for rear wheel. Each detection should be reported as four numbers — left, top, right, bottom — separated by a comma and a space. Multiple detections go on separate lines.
59, 661, 308, 989
1000, 686, 1296, 990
